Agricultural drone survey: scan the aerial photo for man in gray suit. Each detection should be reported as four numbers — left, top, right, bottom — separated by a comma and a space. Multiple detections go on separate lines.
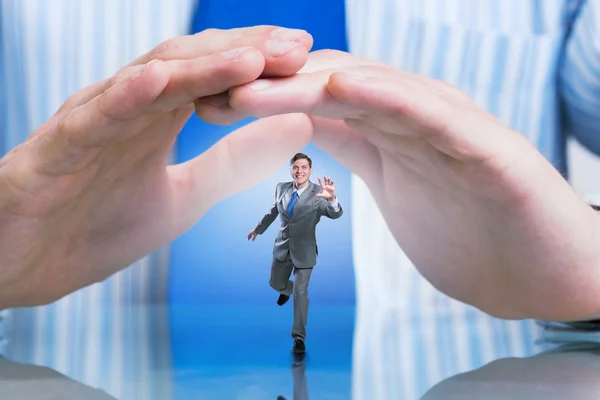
248, 153, 343, 353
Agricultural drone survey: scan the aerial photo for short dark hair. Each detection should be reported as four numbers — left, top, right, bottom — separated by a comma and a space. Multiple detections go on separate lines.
290, 153, 312, 168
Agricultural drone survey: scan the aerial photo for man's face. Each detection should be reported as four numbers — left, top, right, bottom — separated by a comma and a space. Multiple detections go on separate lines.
291, 159, 312, 186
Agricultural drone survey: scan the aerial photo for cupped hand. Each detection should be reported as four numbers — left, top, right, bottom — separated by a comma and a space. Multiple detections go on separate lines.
0, 26, 314, 308
204, 50, 600, 320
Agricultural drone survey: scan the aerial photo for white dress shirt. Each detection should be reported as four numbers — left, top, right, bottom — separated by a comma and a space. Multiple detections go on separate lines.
283, 182, 340, 212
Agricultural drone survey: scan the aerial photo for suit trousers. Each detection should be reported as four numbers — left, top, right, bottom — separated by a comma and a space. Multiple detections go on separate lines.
269, 252, 313, 342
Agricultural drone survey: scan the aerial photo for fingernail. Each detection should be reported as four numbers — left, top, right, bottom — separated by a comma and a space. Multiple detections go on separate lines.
246, 80, 271, 91
221, 46, 252, 61
265, 39, 301, 57
270, 28, 307, 41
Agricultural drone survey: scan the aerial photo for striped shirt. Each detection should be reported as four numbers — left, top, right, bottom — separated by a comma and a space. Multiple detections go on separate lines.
1, 1, 600, 399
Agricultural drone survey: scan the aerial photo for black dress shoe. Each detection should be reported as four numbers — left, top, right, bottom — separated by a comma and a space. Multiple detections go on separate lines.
277, 294, 290, 306
292, 339, 306, 353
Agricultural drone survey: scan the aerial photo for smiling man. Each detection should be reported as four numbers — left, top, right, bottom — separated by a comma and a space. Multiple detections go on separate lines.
248, 153, 343, 353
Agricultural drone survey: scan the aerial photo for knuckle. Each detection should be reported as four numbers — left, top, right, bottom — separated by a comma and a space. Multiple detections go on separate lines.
198, 27, 222, 36
59, 92, 83, 113
150, 38, 179, 60
195, 28, 223, 41
113, 67, 134, 83
312, 49, 347, 59
56, 112, 76, 138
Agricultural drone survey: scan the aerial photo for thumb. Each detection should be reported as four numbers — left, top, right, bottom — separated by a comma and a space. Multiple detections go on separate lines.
168, 113, 313, 233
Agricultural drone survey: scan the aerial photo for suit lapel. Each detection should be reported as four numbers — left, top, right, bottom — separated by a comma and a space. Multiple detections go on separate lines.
278, 182, 294, 219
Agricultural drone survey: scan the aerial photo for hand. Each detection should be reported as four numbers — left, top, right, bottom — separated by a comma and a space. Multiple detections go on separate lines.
218, 50, 600, 320
248, 231, 258, 241
316, 176, 336, 201
0, 26, 314, 308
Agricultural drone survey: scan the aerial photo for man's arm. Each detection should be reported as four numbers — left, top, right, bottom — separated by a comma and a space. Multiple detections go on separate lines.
314, 176, 343, 219
316, 192, 343, 219
558, 1, 600, 155
254, 185, 280, 234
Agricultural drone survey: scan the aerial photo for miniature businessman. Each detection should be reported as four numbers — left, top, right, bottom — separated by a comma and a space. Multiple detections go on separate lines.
248, 153, 343, 353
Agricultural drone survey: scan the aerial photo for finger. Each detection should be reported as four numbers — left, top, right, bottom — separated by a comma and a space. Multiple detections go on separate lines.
195, 94, 250, 126
42, 45, 269, 174
168, 113, 314, 231
199, 64, 343, 125
227, 26, 313, 50
230, 69, 353, 118
53, 79, 112, 118
297, 49, 381, 73
130, 26, 313, 77
49, 64, 159, 119
52, 61, 169, 118
198, 92, 230, 108
309, 116, 383, 187
228, 50, 385, 117
149, 46, 267, 112
33, 60, 170, 176
48, 45, 265, 166
55, 28, 312, 120
132, 26, 312, 64
318, 177, 323, 186
229, 66, 391, 119
326, 71, 511, 162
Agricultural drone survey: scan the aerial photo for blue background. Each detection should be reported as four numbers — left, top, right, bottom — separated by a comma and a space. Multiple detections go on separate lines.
169, 0, 353, 307
167, 2, 356, 393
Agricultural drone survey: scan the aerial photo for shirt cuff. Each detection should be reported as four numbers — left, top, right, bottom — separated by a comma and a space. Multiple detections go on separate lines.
328, 197, 340, 211
584, 194, 600, 210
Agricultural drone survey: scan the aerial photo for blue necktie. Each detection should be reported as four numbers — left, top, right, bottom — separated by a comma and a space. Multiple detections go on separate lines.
287, 191, 299, 217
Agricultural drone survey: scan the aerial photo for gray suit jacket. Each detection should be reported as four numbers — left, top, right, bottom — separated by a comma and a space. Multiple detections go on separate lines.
254, 181, 343, 268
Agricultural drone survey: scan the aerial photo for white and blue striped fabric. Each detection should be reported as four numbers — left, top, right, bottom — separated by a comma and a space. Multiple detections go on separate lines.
2, 0, 600, 399
0, 1, 196, 398
560, 0, 600, 155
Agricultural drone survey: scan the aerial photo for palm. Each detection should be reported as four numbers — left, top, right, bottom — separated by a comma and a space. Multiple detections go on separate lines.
56, 110, 190, 272
228, 50, 600, 319
318, 176, 335, 199
311, 117, 569, 306
321, 185, 334, 197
